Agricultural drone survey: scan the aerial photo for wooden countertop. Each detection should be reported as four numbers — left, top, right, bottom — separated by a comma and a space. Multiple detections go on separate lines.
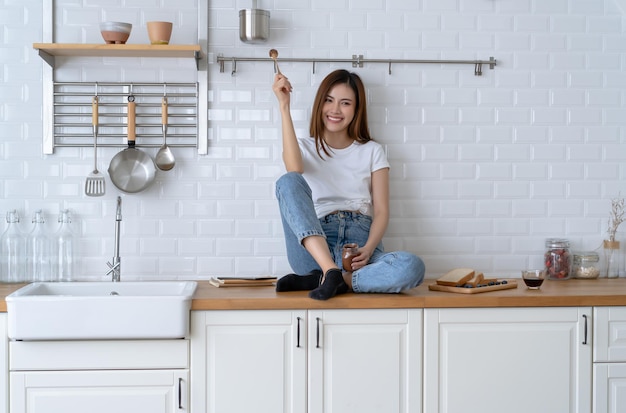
190, 278, 626, 310
0, 283, 27, 312
2, 279, 626, 313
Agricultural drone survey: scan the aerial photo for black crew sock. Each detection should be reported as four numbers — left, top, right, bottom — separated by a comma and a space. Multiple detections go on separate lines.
309, 268, 349, 300
276, 269, 323, 292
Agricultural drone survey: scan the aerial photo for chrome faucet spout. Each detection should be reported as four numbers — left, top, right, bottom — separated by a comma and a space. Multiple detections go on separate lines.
106, 196, 122, 282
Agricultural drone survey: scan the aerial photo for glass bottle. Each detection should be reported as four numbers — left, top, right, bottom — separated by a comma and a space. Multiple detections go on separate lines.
28, 210, 53, 282
1, 210, 27, 283
544, 238, 571, 280
56, 209, 75, 282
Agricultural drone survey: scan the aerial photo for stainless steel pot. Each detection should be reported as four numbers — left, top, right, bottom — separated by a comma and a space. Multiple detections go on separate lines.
108, 96, 156, 193
239, 8, 270, 43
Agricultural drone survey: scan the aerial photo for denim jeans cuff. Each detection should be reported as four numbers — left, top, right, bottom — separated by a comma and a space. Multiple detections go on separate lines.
296, 229, 326, 244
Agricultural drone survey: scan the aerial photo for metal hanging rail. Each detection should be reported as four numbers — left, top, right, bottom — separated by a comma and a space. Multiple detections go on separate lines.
51, 82, 199, 149
217, 54, 497, 76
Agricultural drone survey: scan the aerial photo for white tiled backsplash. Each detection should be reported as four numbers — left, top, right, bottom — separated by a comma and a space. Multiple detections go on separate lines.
1, 0, 625, 280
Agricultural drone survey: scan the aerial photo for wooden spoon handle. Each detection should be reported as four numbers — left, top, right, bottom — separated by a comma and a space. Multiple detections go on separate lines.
127, 99, 136, 143
92, 96, 99, 126
161, 97, 168, 126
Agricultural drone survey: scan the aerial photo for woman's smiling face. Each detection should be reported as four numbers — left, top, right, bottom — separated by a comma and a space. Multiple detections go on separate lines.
322, 83, 356, 135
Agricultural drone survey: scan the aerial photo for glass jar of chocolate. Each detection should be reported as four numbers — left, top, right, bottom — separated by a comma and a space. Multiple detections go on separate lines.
544, 238, 571, 280
342, 243, 359, 272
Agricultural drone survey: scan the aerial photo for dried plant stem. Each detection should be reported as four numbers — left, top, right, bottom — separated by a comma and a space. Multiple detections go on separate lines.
604, 194, 624, 278
607, 194, 625, 242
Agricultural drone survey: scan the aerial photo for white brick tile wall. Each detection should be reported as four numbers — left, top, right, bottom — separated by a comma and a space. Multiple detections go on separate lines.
1, 0, 625, 281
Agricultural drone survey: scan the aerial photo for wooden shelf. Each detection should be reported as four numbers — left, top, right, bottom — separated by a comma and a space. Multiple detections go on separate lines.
33, 43, 202, 66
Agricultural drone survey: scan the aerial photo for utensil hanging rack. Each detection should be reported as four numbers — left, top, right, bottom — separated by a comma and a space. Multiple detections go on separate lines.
51, 82, 198, 149
217, 54, 497, 76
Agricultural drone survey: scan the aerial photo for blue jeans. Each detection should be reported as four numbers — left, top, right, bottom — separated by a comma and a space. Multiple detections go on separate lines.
275, 172, 425, 293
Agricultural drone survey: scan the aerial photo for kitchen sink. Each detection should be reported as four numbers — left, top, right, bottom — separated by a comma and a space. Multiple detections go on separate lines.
6, 281, 197, 340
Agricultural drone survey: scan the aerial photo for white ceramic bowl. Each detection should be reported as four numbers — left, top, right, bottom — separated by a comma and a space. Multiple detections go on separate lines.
100, 21, 132, 44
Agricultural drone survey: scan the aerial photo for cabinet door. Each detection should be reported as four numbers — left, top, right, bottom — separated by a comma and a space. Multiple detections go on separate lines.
0, 313, 7, 413
594, 307, 626, 362
424, 307, 592, 413
594, 363, 626, 413
190, 310, 307, 413
10, 369, 188, 413
308, 309, 422, 413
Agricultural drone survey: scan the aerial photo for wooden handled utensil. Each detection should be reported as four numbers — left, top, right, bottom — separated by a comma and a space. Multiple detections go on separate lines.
269, 48, 282, 75
107, 95, 157, 193
85, 96, 106, 197
155, 96, 175, 171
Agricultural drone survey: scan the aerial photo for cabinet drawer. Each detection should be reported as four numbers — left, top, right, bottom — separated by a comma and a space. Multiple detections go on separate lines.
10, 339, 189, 371
594, 307, 626, 362
11, 369, 189, 413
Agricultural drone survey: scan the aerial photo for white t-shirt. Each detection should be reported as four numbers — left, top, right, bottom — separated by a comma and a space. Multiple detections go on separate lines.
298, 137, 390, 218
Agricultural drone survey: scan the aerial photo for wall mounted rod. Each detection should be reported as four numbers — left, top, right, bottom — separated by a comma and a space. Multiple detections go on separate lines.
54, 81, 197, 88
53, 143, 197, 148
216, 54, 496, 76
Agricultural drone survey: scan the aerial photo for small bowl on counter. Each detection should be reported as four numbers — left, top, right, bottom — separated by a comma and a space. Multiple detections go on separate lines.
521, 269, 546, 290
100, 21, 132, 44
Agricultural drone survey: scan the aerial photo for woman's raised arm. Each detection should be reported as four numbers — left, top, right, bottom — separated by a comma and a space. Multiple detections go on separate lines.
272, 74, 303, 172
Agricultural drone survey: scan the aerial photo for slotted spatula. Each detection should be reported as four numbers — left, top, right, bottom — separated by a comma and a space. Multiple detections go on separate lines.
85, 96, 105, 197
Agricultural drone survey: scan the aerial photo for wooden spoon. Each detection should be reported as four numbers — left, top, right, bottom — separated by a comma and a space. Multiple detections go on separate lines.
269, 48, 282, 75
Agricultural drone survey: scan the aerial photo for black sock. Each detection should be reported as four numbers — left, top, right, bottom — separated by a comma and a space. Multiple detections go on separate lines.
276, 269, 323, 292
309, 268, 348, 300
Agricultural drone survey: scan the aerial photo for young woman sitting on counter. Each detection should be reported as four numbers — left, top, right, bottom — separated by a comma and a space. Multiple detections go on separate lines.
271, 69, 425, 300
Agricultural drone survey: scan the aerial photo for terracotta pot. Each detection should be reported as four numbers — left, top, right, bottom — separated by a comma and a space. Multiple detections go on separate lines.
100, 22, 132, 44
147, 21, 173, 45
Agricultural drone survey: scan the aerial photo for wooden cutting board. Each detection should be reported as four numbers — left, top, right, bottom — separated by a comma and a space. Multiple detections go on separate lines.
428, 280, 518, 294
209, 277, 276, 288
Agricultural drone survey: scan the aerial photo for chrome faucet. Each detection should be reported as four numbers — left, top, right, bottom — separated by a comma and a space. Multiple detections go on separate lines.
106, 196, 122, 282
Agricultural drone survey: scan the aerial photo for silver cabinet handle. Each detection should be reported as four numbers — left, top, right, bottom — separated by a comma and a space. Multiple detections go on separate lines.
582, 314, 588, 345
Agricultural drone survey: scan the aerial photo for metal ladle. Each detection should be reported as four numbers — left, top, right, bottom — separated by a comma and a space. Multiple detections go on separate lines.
155, 96, 175, 171
269, 48, 282, 75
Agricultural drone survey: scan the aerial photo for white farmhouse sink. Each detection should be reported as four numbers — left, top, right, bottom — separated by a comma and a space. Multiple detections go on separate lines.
6, 281, 197, 340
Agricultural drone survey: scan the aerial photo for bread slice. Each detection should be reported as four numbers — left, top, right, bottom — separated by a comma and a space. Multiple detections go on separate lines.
465, 272, 484, 287
436, 268, 475, 286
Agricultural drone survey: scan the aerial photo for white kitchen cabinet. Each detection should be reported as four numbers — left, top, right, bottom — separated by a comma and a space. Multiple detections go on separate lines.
594, 307, 626, 362
10, 369, 188, 413
9, 339, 189, 413
0, 313, 7, 413
593, 364, 626, 413
424, 307, 592, 413
190, 309, 422, 413
308, 309, 422, 413
593, 307, 626, 413
191, 310, 307, 413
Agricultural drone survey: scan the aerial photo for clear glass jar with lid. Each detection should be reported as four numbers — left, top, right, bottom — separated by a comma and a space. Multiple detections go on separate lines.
1, 210, 27, 283
544, 238, 571, 280
572, 251, 600, 279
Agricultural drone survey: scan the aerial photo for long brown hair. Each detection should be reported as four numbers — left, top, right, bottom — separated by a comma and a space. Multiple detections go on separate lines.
309, 69, 372, 158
